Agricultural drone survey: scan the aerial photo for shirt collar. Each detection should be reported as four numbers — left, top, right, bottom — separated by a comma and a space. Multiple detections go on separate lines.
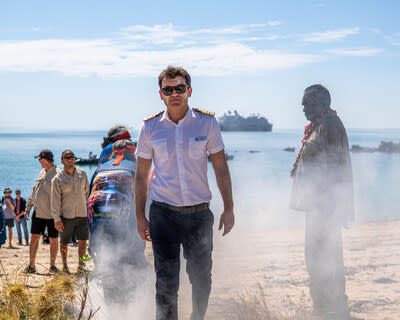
160, 106, 196, 123
45, 164, 56, 173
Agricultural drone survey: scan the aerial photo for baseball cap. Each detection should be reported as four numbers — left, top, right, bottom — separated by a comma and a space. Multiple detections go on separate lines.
61, 149, 75, 159
34, 149, 54, 161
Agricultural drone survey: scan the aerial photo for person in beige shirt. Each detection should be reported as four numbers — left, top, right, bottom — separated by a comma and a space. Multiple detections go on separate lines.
25, 149, 61, 274
51, 149, 89, 274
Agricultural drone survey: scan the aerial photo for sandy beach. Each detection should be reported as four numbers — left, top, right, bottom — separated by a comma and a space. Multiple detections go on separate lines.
1, 219, 399, 320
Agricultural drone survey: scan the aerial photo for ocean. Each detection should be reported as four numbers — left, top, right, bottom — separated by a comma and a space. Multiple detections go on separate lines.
1, 129, 400, 232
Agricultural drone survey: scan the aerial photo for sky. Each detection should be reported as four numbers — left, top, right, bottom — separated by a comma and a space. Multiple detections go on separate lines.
0, 0, 399, 130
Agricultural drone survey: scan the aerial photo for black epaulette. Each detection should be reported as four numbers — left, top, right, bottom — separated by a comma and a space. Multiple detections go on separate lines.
144, 110, 164, 122
192, 108, 215, 117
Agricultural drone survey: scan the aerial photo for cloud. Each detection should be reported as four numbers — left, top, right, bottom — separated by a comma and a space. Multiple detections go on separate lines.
120, 23, 189, 45
0, 39, 319, 78
119, 23, 279, 46
384, 33, 400, 47
324, 48, 383, 56
301, 27, 360, 43
32, 27, 40, 32
267, 21, 282, 27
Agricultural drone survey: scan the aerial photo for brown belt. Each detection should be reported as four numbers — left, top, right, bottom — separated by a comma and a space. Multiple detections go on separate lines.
152, 201, 209, 214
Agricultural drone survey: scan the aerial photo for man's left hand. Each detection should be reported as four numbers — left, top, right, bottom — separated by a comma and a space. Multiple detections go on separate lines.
219, 209, 234, 236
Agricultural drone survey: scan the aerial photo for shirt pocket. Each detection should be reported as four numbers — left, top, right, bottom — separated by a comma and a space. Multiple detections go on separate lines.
189, 137, 207, 159
151, 138, 169, 167
60, 179, 73, 194
76, 173, 87, 192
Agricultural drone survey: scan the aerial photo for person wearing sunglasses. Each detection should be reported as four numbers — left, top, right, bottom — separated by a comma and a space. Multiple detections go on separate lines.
25, 149, 61, 273
135, 66, 234, 320
51, 149, 90, 275
2, 188, 15, 247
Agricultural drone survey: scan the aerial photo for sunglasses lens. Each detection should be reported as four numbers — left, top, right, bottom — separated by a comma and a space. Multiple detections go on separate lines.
162, 85, 187, 96
162, 87, 173, 96
175, 85, 187, 94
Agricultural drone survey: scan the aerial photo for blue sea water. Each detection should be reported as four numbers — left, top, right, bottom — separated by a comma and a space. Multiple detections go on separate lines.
1, 129, 400, 232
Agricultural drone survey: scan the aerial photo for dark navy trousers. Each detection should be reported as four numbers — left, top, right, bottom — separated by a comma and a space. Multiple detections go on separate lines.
149, 202, 214, 320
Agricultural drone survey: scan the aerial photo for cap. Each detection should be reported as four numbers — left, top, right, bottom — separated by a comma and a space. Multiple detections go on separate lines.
61, 149, 75, 159
34, 149, 54, 162
3, 188, 12, 194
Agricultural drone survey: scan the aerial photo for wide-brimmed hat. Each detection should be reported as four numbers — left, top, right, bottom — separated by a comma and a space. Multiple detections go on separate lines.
3, 188, 12, 194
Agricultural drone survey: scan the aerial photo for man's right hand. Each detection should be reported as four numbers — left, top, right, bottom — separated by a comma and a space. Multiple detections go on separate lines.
137, 216, 151, 241
54, 221, 64, 232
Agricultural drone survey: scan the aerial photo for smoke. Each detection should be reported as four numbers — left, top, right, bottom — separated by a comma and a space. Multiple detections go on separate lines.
88, 264, 155, 320
87, 222, 155, 320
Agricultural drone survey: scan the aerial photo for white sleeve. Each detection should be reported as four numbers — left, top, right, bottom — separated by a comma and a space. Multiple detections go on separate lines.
135, 122, 153, 159
207, 117, 225, 154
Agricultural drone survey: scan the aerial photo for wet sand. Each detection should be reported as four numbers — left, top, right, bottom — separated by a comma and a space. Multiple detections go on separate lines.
1, 219, 399, 320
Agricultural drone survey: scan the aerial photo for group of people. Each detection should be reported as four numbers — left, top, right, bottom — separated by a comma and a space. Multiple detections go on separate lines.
0, 65, 354, 320
24, 149, 90, 274
1, 188, 29, 247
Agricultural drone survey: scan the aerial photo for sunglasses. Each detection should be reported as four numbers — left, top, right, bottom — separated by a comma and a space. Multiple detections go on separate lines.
63, 156, 75, 160
161, 84, 189, 96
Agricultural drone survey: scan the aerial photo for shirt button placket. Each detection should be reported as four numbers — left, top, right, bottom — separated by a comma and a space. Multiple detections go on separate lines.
176, 123, 186, 204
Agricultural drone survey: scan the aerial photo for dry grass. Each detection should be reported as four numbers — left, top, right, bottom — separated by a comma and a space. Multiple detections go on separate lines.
221, 284, 311, 320
0, 257, 99, 320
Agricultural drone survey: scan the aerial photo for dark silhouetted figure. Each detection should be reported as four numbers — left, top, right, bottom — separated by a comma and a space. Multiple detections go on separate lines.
290, 85, 354, 320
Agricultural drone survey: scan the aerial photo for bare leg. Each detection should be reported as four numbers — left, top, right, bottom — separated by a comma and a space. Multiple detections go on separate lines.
8, 227, 12, 246
29, 234, 41, 266
60, 243, 68, 268
78, 240, 87, 264
49, 237, 59, 267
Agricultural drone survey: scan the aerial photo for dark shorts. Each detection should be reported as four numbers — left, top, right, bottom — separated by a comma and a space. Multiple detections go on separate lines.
31, 211, 59, 238
5, 218, 14, 228
60, 217, 89, 245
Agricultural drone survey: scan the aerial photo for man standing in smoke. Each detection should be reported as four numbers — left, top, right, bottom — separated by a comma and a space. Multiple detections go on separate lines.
135, 66, 234, 320
290, 84, 354, 320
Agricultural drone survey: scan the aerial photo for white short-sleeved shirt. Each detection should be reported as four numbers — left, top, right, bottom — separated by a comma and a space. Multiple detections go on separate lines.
136, 107, 224, 206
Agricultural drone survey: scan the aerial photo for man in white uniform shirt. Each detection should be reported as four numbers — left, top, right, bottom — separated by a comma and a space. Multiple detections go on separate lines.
135, 66, 234, 320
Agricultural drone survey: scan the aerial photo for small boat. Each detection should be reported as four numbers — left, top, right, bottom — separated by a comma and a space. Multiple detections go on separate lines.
75, 157, 99, 165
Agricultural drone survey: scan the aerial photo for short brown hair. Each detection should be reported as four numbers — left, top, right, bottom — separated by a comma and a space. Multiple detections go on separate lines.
158, 66, 191, 88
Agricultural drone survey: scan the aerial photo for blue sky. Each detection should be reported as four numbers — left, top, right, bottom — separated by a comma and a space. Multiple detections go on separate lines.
0, 0, 399, 130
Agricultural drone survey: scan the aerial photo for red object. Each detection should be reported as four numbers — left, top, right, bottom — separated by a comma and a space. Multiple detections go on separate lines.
112, 146, 136, 166
110, 131, 131, 142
